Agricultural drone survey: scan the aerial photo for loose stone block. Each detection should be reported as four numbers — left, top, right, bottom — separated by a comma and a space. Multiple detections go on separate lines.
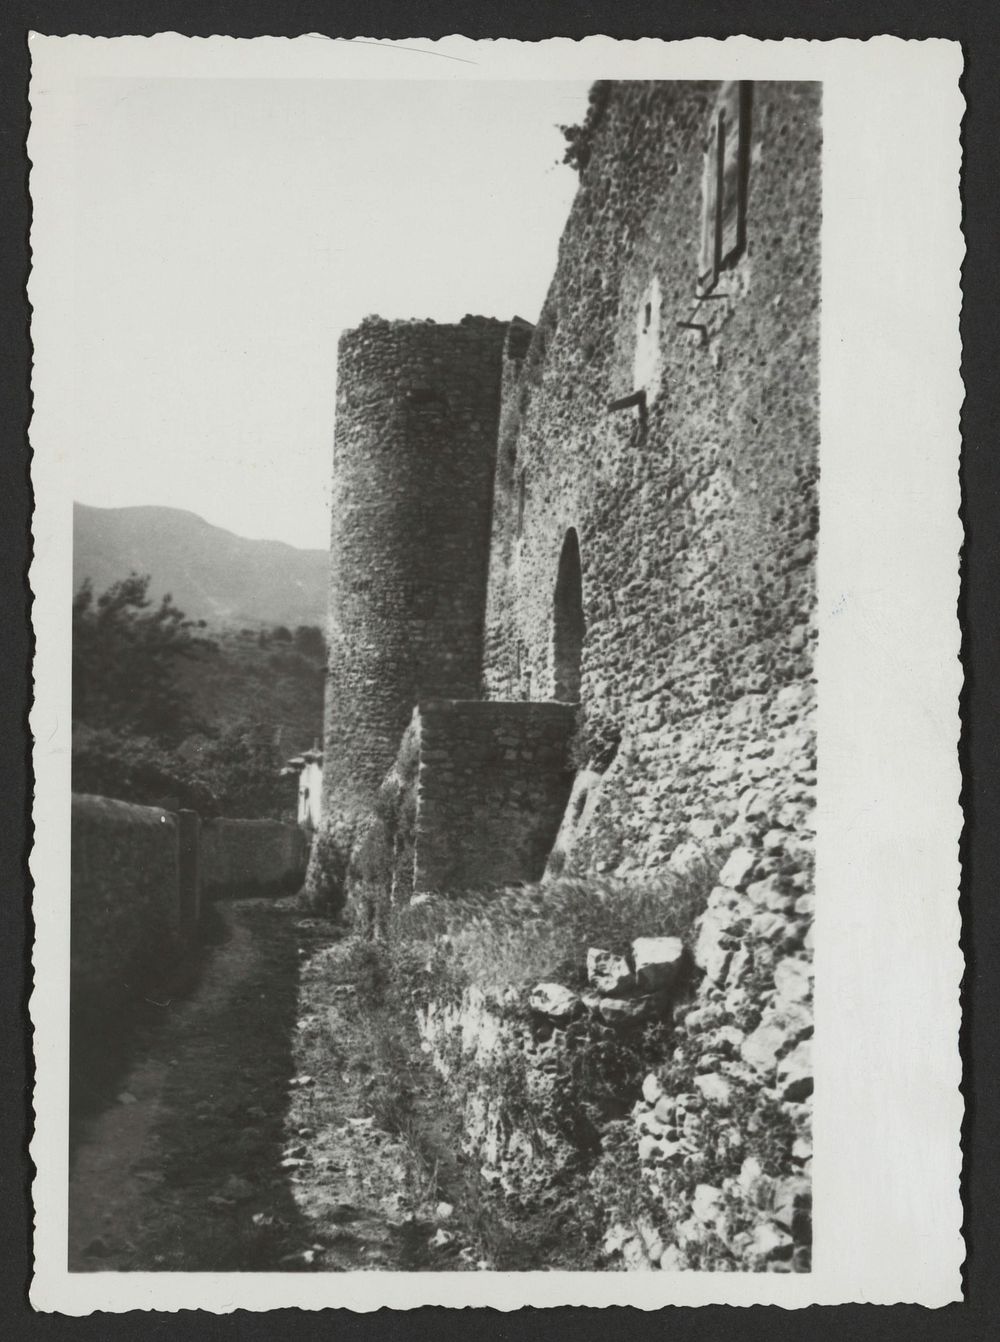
694, 907, 733, 983
776, 1039, 814, 1102
632, 935, 686, 992
774, 956, 814, 1005
746, 1222, 795, 1267
587, 947, 635, 996
718, 846, 757, 890
694, 1072, 733, 1109
528, 982, 582, 1021
692, 1183, 723, 1226
642, 1072, 666, 1105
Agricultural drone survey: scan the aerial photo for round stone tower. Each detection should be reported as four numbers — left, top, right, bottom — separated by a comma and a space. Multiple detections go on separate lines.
305, 315, 509, 907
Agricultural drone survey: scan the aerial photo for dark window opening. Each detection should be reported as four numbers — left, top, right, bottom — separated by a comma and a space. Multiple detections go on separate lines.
698, 81, 753, 294
516, 469, 527, 538
553, 528, 585, 703
643, 301, 652, 332
698, 111, 725, 294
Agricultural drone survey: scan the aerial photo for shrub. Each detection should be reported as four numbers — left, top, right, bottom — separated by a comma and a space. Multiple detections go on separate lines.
72, 573, 213, 743
559, 82, 612, 172
266, 650, 315, 678
293, 624, 327, 660
70, 724, 219, 813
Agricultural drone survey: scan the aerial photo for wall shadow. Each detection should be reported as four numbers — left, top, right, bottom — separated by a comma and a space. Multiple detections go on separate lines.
69, 903, 227, 1143
69, 898, 332, 1271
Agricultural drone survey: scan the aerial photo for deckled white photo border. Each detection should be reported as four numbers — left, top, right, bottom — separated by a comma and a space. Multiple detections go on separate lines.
28, 33, 964, 1312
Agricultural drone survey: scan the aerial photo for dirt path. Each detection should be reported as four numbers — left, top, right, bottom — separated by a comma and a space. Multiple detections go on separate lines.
68, 899, 466, 1272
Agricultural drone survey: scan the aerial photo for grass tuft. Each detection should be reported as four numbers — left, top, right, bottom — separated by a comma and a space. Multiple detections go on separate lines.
395, 861, 716, 999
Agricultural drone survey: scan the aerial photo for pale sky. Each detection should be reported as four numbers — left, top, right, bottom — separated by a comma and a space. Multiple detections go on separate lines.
56, 77, 589, 548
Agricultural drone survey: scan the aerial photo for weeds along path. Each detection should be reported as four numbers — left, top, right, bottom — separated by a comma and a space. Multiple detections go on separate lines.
68, 899, 470, 1272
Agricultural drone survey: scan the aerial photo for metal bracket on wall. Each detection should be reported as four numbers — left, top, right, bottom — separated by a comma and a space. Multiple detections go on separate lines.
676, 320, 710, 347
607, 388, 648, 431
682, 287, 733, 345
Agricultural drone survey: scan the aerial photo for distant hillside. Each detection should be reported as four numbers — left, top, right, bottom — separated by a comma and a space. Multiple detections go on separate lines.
74, 503, 328, 629
176, 625, 326, 756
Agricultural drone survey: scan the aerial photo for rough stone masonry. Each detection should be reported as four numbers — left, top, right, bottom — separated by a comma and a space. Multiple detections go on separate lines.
303, 76, 819, 1272
306, 78, 819, 910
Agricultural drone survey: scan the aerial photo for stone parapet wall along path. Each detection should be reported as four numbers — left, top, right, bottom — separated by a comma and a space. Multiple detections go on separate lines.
71, 794, 182, 1017
200, 818, 309, 898
71, 793, 310, 1021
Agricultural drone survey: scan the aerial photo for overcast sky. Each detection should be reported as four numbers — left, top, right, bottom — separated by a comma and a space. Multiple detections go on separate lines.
55, 77, 589, 549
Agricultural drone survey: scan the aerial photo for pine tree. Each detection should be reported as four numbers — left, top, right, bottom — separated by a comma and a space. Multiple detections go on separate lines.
72, 573, 210, 742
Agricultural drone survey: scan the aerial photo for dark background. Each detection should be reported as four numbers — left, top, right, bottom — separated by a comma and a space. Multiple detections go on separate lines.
3, 1, 997, 1337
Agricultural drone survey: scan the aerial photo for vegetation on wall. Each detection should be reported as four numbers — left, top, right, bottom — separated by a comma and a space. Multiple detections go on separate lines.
559, 81, 612, 171
396, 870, 710, 1002
322, 863, 717, 1268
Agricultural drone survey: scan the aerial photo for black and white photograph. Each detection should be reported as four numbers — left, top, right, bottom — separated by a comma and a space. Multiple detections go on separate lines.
28, 35, 963, 1312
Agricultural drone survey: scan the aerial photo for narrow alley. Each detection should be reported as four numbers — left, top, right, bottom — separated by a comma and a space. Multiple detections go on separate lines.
68, 900, 470, 1273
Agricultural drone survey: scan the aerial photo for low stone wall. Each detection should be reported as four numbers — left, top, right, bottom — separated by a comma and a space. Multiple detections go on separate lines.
415, 700, 576, 894
71, 795, 309, 1017
417, 987, 578, 1207
71, 793, 182, 1015
416, 939, 691, 1214
200, 818, 309, 898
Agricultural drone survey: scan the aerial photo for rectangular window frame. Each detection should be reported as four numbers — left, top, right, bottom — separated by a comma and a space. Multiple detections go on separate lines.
698, 81, 753, 295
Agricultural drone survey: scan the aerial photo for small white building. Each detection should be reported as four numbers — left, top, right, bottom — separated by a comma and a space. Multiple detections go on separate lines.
280, 747, 323, 831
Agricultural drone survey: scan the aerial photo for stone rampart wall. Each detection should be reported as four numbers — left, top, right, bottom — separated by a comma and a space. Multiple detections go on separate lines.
455, 81, 819, 1269
483, 80, 820, 882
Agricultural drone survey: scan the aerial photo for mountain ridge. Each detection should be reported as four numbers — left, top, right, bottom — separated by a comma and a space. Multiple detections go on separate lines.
74, 502, 329, 629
